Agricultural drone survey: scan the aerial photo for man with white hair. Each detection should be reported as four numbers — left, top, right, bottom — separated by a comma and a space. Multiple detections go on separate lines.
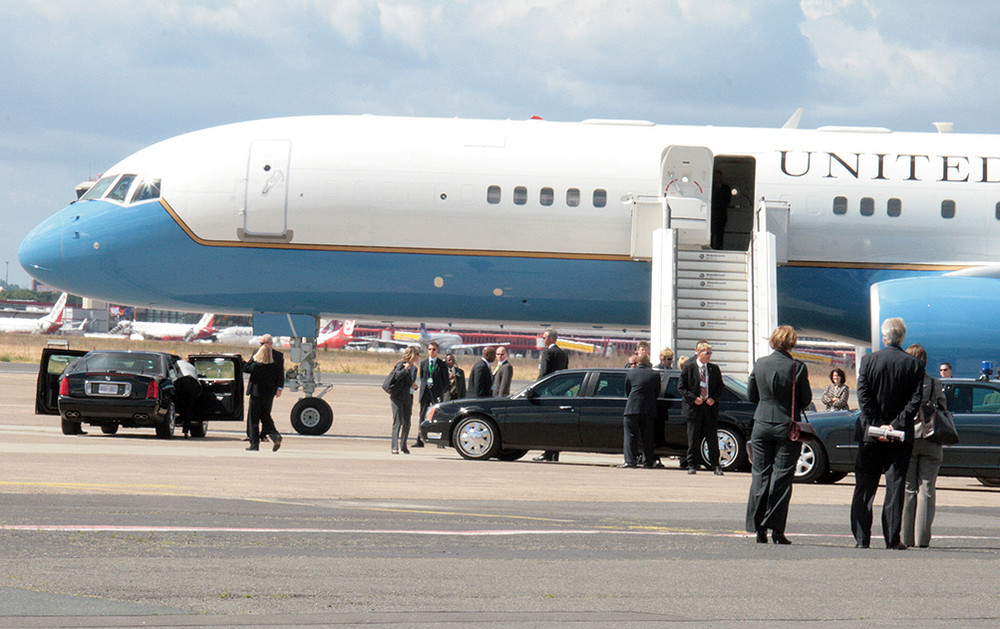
850, 317, 924, 549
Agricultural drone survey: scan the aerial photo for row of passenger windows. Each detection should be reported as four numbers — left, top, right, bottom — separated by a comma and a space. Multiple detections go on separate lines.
833, 196, 1000, 220
487, 185, 608, 208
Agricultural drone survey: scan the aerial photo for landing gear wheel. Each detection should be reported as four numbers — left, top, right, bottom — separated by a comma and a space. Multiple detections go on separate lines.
100, 424, 119, 435
290, 397, 333, 435
155, 402, 176, 439
189, 422, 208, 438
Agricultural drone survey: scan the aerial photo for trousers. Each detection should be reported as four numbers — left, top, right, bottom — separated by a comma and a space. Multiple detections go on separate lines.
746, 422, 802, 534
851, 439, 912, 547
686, 408, 719, 469
901, 437, 943, 547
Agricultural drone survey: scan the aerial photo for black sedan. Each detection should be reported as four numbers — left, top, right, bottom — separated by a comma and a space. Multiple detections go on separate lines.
36, 348, 244, 439
795, 377, 1000, 486
420, 368, 755, 471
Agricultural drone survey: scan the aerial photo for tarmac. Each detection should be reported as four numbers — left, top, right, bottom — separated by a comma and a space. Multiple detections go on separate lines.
1, 362, 999, 627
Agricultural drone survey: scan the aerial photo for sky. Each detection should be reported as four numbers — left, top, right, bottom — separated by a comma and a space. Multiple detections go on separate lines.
3, 0, 1000, 287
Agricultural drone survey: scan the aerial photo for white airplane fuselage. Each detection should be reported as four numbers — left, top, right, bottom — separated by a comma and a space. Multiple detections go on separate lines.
18, 115, 1000, 372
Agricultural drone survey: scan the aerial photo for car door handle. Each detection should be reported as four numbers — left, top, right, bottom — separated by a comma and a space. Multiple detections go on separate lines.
559, 405, 574, 411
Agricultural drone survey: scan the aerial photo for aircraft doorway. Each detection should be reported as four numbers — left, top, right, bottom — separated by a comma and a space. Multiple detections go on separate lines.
712, 156, 756, 251
243, 139, 291, 238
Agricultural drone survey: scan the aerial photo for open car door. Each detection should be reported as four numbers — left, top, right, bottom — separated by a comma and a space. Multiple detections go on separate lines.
36, 348, 87, 415
188, 354, 245, 423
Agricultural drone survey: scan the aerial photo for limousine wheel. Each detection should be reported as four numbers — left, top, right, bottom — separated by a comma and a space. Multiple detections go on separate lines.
189, 421, 208, 438
454, 415, 499, 460
100, 424, 119, 435
155, 402, 176, 439
495, 448, 528, 461
704, 425, 748, 472
290, 397, 333, 435
61, 418, 81, 435
794, 441, 828, 483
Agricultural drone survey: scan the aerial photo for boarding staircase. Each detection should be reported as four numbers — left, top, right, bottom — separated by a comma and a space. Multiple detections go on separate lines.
635, 144, 786, 375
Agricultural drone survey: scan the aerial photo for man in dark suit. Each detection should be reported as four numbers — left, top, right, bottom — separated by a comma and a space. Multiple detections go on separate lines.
243, 334, 285, 452
678, 340, 724, 474
851, 317, 924, 549
535, 329, 569, 462
467, 346, 496, 398
414, 341, 448, 447
491, 346, 513, 397
622, 355, 661, 468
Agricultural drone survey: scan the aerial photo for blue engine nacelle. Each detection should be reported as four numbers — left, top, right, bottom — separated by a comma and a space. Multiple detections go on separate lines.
871, 275, 1000, 378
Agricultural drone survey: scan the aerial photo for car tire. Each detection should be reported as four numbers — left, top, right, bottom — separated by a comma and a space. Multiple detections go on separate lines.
61, 418, 81, 435
794, 440, 829, 483
189, 421, 208, 438
100, 424, 119, 435
976, 476, 1000, 487
453, 415, 500, 460
290, 397, 333, 435
155, 402, 176, 439
495, 448, 528, 461
703, 425, 748, 472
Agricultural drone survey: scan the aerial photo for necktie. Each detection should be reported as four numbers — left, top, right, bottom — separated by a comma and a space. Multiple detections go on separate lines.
700, 365, 708, 399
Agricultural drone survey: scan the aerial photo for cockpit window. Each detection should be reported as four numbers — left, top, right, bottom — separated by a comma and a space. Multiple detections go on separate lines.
79, 175, 119, 201
106, 174, 137, 202
130, 178, 161, 203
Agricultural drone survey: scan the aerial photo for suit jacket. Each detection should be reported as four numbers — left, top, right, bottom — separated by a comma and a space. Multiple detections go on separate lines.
855, 344, 924, 442
446, 365, 466, 401
492, 361, 513, 396
468, 358, 494, 398
624, 364, 661, 416
678, 357, 723, 419
418, 356, 448, 404
747, 350, 812, 425
244, 350, 285, 398
538, 344, 569, 379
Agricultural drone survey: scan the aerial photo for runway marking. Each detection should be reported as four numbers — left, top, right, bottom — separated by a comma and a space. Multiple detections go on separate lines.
2, 524, 999, 543
0, 481, 181, 491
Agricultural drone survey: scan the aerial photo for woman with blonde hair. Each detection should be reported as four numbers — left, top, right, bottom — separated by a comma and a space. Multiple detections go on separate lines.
746, 325, 811, 544
243, 334, 284, 452
389, 346, 419, 454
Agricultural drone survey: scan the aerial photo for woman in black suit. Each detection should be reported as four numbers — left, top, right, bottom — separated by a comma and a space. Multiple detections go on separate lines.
243, 334, 284, 452
389, 346, 419, 454
746, 325, 811, 544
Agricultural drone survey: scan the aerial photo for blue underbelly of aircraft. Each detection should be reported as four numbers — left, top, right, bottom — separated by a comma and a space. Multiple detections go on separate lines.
19, 200, 940, 337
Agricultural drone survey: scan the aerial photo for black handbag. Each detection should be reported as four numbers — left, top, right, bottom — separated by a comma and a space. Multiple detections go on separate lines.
924, 405, 959, 445
788, 360, 816, 442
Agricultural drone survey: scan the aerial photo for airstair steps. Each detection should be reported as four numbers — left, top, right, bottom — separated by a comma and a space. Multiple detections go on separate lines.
673, 245, 751, 375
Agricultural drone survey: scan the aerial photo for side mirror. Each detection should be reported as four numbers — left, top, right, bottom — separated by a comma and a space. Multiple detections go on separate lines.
524, 386, 538, 399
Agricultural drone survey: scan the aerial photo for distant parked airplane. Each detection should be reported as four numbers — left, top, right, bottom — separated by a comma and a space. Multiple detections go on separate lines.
0, 292, 68, 334
110, 313, 215, 341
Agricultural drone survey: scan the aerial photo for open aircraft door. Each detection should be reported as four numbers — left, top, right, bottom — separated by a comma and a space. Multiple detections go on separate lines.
241, 139, 292, 240
662, 145, 713, 247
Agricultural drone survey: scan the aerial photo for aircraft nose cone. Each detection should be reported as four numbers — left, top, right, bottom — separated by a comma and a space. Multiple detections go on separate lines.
18, 210, 64, 286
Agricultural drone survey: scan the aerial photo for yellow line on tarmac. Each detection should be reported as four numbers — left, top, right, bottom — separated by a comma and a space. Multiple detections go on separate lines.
0, 481, 181, 491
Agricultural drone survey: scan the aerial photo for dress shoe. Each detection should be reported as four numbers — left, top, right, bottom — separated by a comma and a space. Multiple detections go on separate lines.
714, 466, 724, 476
272, 434, 282, 452
412, 440, 425, 448
756, 530, 768, 544
651, 460, 665, 469
401, 447, 410, 454
245, 445, 259, 451
642, 464, 655, 469
391, 449, 399, 454
533, 454, 555, 462
917, 544, 929, 548
688, 467, 697, 474
772, 533, 792, 545
854, 542, 869, 548
888, 543, 908, 550
616, 463, 637, 468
